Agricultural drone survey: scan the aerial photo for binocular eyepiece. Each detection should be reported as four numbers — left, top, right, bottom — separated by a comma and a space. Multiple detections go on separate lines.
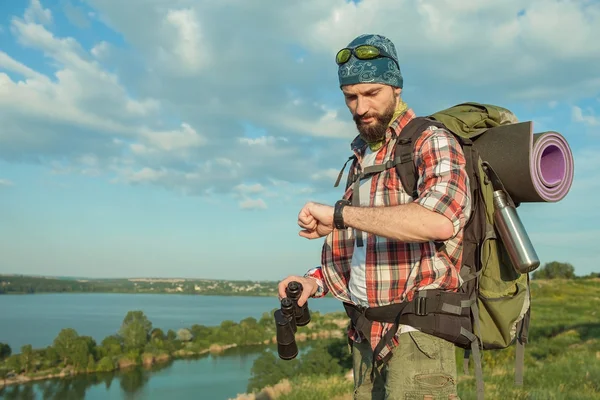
274, 281, 311, 360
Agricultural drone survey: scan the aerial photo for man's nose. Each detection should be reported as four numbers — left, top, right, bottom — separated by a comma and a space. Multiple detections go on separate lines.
355, 96, 369, 116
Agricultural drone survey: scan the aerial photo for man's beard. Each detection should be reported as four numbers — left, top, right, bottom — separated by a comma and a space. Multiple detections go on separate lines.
353, 99, 397, 143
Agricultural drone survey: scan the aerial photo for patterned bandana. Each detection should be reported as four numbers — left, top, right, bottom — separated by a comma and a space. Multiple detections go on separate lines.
337, 34, 403, 88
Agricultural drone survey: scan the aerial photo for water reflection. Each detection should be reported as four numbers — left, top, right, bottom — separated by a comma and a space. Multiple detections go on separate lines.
0, 346, 272, 400
1, 372, 113, 400
0, 357, 175, 399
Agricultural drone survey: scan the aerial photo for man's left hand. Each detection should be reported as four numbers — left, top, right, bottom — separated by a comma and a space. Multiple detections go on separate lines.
297, 202, 334, 239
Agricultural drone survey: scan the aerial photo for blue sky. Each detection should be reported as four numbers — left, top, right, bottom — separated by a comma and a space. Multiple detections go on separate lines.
0, 0, 598, 280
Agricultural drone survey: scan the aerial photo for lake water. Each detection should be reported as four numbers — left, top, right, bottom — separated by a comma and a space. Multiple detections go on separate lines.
0, 293, 345, 399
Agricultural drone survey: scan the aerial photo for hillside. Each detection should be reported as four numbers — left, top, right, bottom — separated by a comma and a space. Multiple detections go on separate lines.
239, 279, 600, 400
0, 274, 278, 296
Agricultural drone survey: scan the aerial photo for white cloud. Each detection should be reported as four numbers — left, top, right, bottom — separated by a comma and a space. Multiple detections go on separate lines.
238, 136, 288, 146
280, 106, 356, 138
90, 41, 110, 59
159, 8, 207, 74
140, 123, 205, 151
0, 51, 49, 81
1, 17, 160, 137
1, 0, 600, 208
311, 168, 340, 182
572, 106, 600, 126
239, 198, 267, 210
0, 179, 14, 187
24, 0, 52, 26
123, 167, 168, 184
234, 183, 265, 194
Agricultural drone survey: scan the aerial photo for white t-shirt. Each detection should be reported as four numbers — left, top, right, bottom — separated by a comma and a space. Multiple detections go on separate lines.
347, 147, 416, 334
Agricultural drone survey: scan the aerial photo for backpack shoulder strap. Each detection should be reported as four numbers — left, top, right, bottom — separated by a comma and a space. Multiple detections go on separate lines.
395, 117, 446, 198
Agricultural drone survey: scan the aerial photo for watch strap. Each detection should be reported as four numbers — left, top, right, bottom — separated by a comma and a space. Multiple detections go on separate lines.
334, 199, 351, 230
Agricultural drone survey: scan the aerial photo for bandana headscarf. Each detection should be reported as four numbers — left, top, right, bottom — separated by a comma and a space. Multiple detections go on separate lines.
337, 34, 403, 89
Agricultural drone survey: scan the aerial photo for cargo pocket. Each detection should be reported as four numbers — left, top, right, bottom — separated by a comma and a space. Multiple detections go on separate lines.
409, 331, 440, 359
388, 332, 459, 399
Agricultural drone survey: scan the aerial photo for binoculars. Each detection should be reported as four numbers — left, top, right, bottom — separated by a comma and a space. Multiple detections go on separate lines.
274, 281, 311, 360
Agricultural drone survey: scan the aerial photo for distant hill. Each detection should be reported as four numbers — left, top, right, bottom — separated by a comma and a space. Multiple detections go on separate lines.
0, 274, 279, 297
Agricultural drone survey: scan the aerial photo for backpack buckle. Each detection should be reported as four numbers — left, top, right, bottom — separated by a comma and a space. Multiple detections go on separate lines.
415, 296, 427, 316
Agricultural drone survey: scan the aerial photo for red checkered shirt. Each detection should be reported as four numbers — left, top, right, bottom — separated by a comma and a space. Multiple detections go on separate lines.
305, 107, 471, 362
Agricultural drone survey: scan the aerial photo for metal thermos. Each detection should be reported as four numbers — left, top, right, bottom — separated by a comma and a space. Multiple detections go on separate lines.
492, 190, 540, 274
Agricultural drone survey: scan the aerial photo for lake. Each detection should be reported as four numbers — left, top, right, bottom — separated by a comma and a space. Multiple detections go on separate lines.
0, 293, 345, 399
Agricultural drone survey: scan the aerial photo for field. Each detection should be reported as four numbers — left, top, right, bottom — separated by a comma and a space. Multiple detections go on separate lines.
457, 279, 600, 399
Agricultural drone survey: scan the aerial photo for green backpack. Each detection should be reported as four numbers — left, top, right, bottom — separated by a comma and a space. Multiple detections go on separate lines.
338, 102, 532, 400
400, 103, 531, 396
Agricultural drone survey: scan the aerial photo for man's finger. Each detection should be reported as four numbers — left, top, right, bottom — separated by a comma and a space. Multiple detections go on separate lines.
298, 220, 317, 230
278, 279, 291, 299
298, 213, 315, 224
297, 290, 311, 307
299, 230, 319, 239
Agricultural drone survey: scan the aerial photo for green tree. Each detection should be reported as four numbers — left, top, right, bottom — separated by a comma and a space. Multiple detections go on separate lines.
150, 328, 165, 341
78, 336, 98, 360
71, 338, 93, 371
296, 346, 342, 376
239, 317, 263, 344
96, 356, 115, 372
5, 354, 22, 374
20, 345, 34, 373
119, 311, 152, 350
0, 343, 11, 360
177, 328, 193, 342
533, 261, 576, 280
247, 351, 298, 392
53, 328, 79, 365
190, 324, 211, 339
325, 338, 352, 370
44, 346, 59, 368
258, 311, 274, 328
99, 335, 123, 358
166, 329, 177, 341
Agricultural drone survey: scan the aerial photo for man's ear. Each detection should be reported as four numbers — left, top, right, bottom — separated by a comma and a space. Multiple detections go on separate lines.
394, 87, 402, 97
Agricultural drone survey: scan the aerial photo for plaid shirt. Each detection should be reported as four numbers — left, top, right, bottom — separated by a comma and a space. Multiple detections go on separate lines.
305, 107, 471, 362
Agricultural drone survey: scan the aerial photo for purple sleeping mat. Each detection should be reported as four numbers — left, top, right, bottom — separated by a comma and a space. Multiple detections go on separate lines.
472, 121, 574, 203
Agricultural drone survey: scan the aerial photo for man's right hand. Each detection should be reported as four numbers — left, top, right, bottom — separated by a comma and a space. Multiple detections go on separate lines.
278, 275, 318, 307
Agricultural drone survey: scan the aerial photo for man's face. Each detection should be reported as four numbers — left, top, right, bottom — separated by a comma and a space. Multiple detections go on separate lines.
342, 83, 400, 143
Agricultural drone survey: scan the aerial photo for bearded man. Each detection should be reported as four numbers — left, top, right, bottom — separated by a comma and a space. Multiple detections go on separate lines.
278, 33, 471, 400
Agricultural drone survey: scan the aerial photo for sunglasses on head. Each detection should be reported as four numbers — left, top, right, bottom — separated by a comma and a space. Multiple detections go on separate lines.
335, 45, 399, 68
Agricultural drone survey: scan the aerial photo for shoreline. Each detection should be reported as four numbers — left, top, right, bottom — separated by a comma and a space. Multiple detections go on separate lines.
0, 291, 278, 297
0, 330, 344, 389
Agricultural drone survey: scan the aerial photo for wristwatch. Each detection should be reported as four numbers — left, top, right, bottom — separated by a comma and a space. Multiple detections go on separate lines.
334, 199, 351, 230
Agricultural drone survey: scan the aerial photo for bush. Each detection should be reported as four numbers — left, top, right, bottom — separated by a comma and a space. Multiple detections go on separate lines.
96, 356, 115, 372
533, 261, 575, 280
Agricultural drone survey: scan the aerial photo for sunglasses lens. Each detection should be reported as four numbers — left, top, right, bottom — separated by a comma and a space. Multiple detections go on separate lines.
336, 49, 351, 64
355, 45, 380, 60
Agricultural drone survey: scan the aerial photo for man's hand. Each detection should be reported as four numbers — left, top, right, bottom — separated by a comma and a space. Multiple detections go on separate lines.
297, 202, 335, 239
278, 275, 318, 307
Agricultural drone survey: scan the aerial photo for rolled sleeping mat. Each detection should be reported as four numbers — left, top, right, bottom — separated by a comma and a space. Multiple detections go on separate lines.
472, 121, 574, 203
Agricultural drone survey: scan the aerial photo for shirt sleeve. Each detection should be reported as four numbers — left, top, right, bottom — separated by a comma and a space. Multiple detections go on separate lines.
304, 266, 329, 298
413, 127, 471, 238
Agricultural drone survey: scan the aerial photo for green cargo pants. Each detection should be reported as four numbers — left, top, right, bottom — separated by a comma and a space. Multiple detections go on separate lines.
351, 331, 460, 400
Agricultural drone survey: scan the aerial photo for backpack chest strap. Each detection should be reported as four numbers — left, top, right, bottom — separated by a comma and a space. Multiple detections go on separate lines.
347, 160, 396, 247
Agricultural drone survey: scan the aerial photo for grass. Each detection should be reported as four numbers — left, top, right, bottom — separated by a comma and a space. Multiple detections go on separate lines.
456, 279, 600, 400
277, 375, 354, 400
251, 279, 600, 400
